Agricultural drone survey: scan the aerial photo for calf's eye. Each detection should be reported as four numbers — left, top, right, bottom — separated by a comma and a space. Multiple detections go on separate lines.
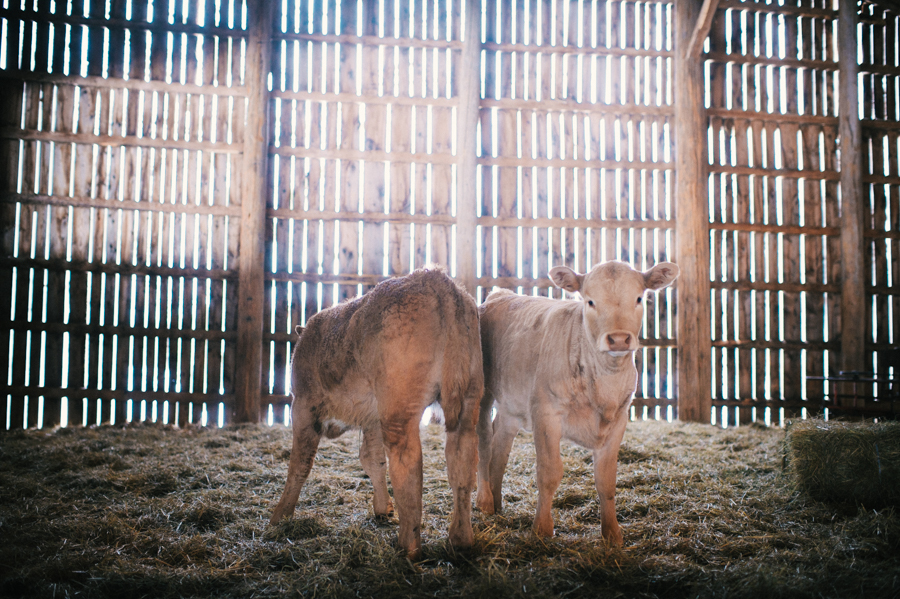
587, 300, 595, 307
637, 296, 643, 305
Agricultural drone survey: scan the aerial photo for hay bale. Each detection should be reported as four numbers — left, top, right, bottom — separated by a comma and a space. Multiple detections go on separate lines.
785, 419, 900, 508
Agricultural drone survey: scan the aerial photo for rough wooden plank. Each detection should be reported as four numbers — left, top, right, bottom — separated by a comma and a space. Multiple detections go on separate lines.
430, 107, 454, 269
839, 0, 865, 377
233, 0, 274, 424
455, 0, 480, 296
686, 0, 721, 59
675, 0, 712, 422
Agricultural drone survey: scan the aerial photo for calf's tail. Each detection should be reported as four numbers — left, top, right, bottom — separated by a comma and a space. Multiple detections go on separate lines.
439, 311, 484, 433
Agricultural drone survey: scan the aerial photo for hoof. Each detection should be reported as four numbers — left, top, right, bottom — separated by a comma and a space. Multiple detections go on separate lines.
449, 526, 474, 550
475, 490, 496, 514
602, 526, 623, 547
533, 520, 555, 538
403, 544, 423, 562
270, 504, 290, 526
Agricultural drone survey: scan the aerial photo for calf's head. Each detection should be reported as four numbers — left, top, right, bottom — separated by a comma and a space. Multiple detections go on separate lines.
549, 261, 680, 355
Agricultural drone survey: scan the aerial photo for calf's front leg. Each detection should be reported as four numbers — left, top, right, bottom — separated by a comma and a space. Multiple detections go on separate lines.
592, 415, 628, 546
532, 409, 563, 537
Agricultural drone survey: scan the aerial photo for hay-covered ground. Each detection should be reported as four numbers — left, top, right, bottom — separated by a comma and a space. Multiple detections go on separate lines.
1, 419, 898, 599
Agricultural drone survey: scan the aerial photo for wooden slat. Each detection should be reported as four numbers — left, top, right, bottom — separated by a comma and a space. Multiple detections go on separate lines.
364, 2, 389, 286
686, 0, 721, 59
4, 193, 242, 216
232, 0, 273, 423
708, 163, 841, 180
271, 89, 456, 107
480, 97, 674, 116
1, 127, 243, 153
0, 6, 247, 39
2, 385, 234, 404
703, 52, 837, 71
840, 0, 866, 377
675, 0, 712, 422
717, 0, 837, 19
707, 107, 838, 125
275, 31, 464, 50
455, 0, 480, 296
481, 154, 674, 171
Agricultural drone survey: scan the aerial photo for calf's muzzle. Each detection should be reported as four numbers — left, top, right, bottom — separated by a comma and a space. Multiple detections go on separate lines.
603, 331, 636, 352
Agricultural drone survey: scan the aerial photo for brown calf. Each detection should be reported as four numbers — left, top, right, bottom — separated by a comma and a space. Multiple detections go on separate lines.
270, 269, 484, 559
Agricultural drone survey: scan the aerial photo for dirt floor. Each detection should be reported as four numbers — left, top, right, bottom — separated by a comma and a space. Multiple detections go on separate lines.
1, 418, 898, 598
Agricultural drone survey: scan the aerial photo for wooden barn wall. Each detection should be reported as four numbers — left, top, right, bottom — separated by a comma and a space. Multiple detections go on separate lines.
1, 0, 249, 428
259, 0, 465, 422
474, 0, 678, 421
704, 0, 900, 426
859, 5, 900, 412
2, 0, 899, 430
704, 0, 842, 426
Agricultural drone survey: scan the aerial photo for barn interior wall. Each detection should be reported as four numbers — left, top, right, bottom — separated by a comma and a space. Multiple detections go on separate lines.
1, 0, 898, 431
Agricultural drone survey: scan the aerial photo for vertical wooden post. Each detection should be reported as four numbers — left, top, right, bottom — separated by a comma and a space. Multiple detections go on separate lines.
234, 0, 273, 423
674, 0, 712, 422
839, 0, 865, 377
455, 0, 481, 296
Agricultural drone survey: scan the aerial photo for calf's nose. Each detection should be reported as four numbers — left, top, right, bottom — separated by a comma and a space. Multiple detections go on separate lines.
606, 332, 633, 352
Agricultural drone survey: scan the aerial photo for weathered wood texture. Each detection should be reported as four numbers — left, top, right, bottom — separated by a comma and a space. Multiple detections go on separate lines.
259, 0, 465, 420
2, 0, 898, 429
702, 0, 843, 426
700, 0, 899, 425
676, 0, 712, 423
234, 0, 274, 423
839, 0, 863, 380
1, 0, 247, 429
474, 0, 679, 417
456, 0, 481, 297
859, 3, 900, 408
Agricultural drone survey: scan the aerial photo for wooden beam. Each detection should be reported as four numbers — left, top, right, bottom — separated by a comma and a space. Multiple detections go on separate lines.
481, 41, 672, 58
455, 0, 481, 297
3, 192, 242, 217
0, 70, 250, 96
718, 0, 837, 19
1, 127, 243, 154
839, 0, 866, 375
675, 0, 712, 424
0, 6, 246, 39
233, 0, 273, 424
686, 0, 721, 59
862, 0, 900, 16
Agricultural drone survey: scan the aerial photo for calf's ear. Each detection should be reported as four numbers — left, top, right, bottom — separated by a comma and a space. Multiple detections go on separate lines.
549, 266, 584, 293
643, 262, 680, 290
295, 325, 305, 336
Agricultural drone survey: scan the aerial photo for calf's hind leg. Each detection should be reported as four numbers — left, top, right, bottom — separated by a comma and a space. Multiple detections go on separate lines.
482, 410, 520, 514
359, 425, 393, 517
443, 385, 480, 549
475, 392, 496, 514
270, 399, 323, 525
380, 410, 424, 559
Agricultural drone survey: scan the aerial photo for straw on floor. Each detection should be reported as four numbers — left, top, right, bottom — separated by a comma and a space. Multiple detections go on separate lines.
1, 418, 898, 598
